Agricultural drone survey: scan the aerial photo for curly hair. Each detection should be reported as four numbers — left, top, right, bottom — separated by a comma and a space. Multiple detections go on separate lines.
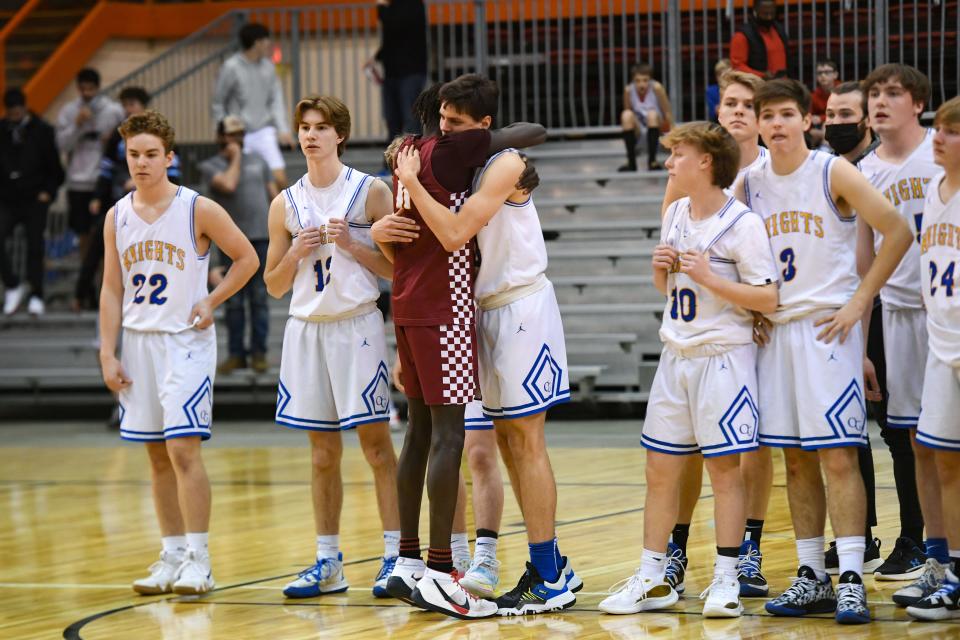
118, 110, 175, 153
662, 121, 741, 188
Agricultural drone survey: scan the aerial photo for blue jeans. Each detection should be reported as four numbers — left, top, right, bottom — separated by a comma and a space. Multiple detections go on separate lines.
383, 73, 426, 140
225, 239, 269, 358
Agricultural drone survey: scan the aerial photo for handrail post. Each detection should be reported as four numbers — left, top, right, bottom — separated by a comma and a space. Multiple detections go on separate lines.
473, 0, 487, 75
290, 10, 301, 108
666, 0, 682, 121
873, 0, 887, 67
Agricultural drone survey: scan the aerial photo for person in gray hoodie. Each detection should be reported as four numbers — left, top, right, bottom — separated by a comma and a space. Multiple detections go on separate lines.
55, 68, 124, 259
212, 23, 293, 187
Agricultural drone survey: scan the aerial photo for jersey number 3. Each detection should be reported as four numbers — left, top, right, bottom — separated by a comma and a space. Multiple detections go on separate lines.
779, 248, 797, 282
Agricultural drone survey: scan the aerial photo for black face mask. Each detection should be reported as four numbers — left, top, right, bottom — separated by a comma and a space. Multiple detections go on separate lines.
754, 16, 775, 28
824, 122, 866, 155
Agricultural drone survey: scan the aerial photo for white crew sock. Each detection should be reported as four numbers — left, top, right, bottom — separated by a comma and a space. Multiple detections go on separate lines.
715, 554, 739, 579
475, 536, 498, 560
796, 536, 826, 581
185, 532, 208, 556
451, 532, 470, 564
639, 548, 667, 582
161, 535, 187, 557
316, 534, 339, 561
836, 536, 866, 577
383, 530, 400, 559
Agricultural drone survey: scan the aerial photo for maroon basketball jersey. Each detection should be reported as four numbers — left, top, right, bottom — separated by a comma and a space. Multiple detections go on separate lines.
391, 130, 491, 326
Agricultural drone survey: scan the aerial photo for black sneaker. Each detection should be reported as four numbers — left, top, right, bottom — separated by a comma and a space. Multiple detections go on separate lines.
737, 539, 768, 597
664, 542, 687, 594
825, 537, 881, 575
494, 562, 576, 616
617, 163, 637, 172
874, 536, 926, 581
765, 566, 837, 617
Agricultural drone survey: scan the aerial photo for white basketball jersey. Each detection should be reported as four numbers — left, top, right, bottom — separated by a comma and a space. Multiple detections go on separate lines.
920, 172, 960, 366
284, 167, 380, 320
115, 186, 210, 333
728, 146, 768, 197
659, 197, 778, 350
858, 129, 938, 309
474, 150, 548, 303
744, 150, 859, 323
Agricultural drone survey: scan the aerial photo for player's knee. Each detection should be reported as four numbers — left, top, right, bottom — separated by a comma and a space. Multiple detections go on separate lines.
620, 110, 635, 129
934, 451, 960, 484
818, 447, 859, 480
146, 443, 174, 473
165, 440, 202, 473
646, 110, 660, 127
467, 444, 498, 477
362, 438, 397, 471
783, 448, 816, 479
310, 442, 342, 473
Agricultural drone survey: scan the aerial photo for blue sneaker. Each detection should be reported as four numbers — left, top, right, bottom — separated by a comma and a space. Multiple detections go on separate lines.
664, 542, 687, 594
283, 552, 349, 598
561, 556, 582, 593
372, 555, 397, 598
835, 571, 871, 624
737, 539, 768, 597
495, 562, 576, 615
765, 565, 836, 616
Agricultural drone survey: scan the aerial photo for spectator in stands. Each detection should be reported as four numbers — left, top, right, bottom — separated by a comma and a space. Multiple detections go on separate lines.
374, 0, 428, 144
56, 68, 124, 264
200, 116, 277, 374
811, 59, 840, 127
0, 88, 64, 316
212, 23, 293, 187
618, 63, 673, 172
729, 0, 791, 79
73, 86, 182, 311
706, 58, 732, 121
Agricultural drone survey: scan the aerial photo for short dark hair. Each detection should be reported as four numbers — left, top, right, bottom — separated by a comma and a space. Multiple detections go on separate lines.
861, 63, 931, 106
239, 23, 270, 51
76, 67, 100, 87
631, 63, 653, 78
118, 86, 150, 106
413, 82, 443, 132
753, 0, 777, 10
817, 59, 839, 73
439, 74, 499, 122
3, 88, 26, 109
831, 80, 867, 116
754, 78, 811, 116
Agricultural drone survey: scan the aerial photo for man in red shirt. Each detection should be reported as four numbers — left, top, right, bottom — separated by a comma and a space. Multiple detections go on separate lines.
811, 59, 840, 127
729, 0, 790, 79
371, 77, 545, 619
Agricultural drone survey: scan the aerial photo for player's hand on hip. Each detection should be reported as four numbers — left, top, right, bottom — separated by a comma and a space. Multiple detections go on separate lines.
189, 298, 215, 330
371, 214, 419, 243
814, 298, 864, 344
326, 218, 353, 250
391, 357, 405, 394
752, 312, 772, 347
395, 146, 421, 185
679, 249, 713, 284
863, 356, 883, 402
290, 226, 324, 259
100, 355, 131, 392
652, 244, 679, 271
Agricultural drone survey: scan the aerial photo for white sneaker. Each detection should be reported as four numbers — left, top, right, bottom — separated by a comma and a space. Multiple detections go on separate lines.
412, 567, 498, 619
172, 549, 215, 595
3, 284, 27, 315
282, 552, 349, 598
599, 569, 679, 615
700, 571, 743, 618
460, 553, 501, 598
386, 556, 425, 604
27, 296, 44, 316
132, 550, 183, 595
453, 554, 471, 579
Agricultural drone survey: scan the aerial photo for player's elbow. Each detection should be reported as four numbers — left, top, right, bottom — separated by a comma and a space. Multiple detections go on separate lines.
756, 287, 779, 315
439, 235, 466, 253
530, 124, 547, 146
264, 274, 286, 299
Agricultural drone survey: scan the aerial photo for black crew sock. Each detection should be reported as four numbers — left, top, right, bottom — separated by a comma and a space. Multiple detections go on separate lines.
744, 518, 764, 546
671, 523, 691, 554
646, 126, 661, 165
717, 546, 740, 559
623, 129, 637, 168
476, 528, 498, 539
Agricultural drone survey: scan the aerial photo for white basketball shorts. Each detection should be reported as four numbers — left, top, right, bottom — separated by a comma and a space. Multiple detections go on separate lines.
757, 313, 868, 449
244, 125, 285, 171
465, 399, 494, 431
915, 351, 960, 451
883, 307, 928, 429
478, 281, 570, 419
118, 327, 216, 442
276, 311, 391, 430
642, 343, 760, 457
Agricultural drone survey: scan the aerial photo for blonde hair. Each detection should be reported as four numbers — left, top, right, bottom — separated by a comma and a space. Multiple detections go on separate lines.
719, 70, 763, 99
118, 110, 175, 153
294, 95, 351, 156
714, 58, 732, 76
934, 96, 960, 129
662, 121, 741, 188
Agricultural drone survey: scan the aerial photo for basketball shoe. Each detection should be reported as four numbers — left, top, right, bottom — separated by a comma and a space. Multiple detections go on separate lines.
385, 556, 425, 605
132, 550, 182, 595
372, 555, 397, 598
496, 563, 576, 616
893, 558, 948, 606
825, 537, 882, 575
737, 539, 768, 597
764, 566, 836, 616
599, 568, 678, 615
906, 570, 960, 621
700, 570, 743, 618
874, 537, 926, 581
561, 556, 583, 592
411, 567, 498, 619
835, 571, 870, 624
460, 554, 501, 598
664, 542, 687, 594
172, 549, 215, 595
282, 552, 348, 598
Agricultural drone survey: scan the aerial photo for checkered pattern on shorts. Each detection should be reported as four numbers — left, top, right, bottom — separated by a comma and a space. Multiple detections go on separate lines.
448, 246, 474, 325
440, 324, 475, 404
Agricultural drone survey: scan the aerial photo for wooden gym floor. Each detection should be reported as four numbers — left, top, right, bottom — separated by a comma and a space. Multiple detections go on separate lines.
1, 420, 957, 639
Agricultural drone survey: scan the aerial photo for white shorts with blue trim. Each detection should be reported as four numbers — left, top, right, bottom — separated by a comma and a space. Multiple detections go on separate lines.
478, 281, 570, 419
757, 313, 868, 449
883, 307, 928, 429
916, 351, 960, 451
642, 343, 760, 457
465, 400, 493, 430
276, 311, 390, 431
118, 327, 216, 442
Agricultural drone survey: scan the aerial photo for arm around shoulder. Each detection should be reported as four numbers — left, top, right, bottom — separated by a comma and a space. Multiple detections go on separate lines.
490, 123, 547, 152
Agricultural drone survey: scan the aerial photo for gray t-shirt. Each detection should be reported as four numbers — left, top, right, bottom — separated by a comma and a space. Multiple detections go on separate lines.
199, 152, 272, 240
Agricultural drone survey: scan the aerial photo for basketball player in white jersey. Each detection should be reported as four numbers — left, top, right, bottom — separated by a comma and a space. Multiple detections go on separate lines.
658, 70, 774, 599
618, 63, 673, 171
857, 65, 952, 598
600, 122, 778, 618
907, 96, 960, 621
738, 79, 912, 624
395, 127, 582, 614
262, 96, 400, 599
99, 111, 259, 595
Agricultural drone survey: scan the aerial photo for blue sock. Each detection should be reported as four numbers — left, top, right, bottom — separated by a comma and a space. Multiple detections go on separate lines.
553, 537, 564, 571
529, 540, 560, 582
925, 538, 950, 564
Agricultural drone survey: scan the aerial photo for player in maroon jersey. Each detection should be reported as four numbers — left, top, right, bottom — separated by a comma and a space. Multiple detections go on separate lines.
371, 77, 545, 618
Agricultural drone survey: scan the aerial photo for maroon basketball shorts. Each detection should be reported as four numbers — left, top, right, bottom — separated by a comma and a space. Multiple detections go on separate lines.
395, 323, 478, 406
